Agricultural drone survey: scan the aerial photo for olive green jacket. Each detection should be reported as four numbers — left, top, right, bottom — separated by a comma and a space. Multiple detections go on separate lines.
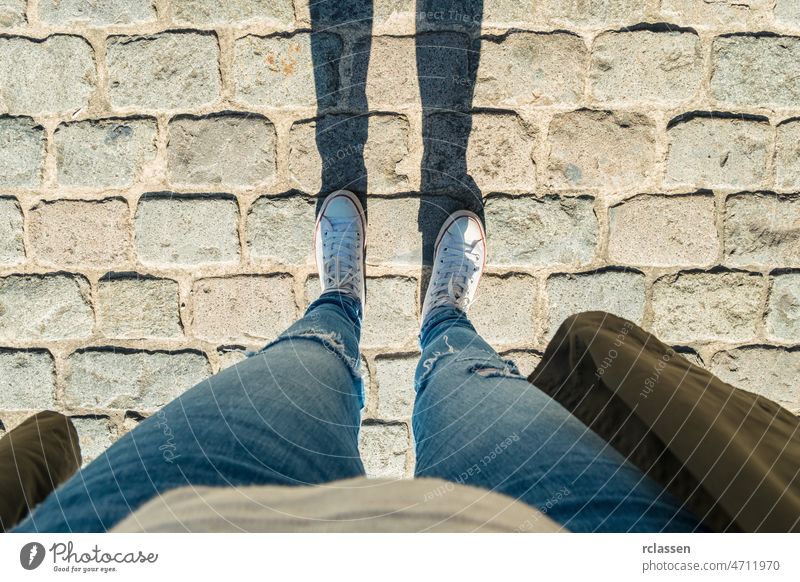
0, 411, 81, 532
531, 312, 800, 532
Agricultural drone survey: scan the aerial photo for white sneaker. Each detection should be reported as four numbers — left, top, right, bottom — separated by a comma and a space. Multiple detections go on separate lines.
314, 190, 366, 306
421, 210, 486, 326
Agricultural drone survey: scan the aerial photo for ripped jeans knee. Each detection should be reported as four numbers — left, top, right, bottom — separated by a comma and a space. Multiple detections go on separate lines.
416, 334, 525, 392
470, 360, 524, 379
250, 329, 365, 407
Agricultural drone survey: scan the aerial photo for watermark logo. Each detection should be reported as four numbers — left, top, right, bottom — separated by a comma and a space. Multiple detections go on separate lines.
20, 542, 46, 570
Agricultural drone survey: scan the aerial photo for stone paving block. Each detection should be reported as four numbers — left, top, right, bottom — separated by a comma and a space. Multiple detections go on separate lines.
368, 195, 480, 268
414, 1, 500, 31
420, 112, 479, 194
467, 112, 536, 193
29, 198, 132, 268
336, 34, 372, 110
64, 349, 210, 410
168, 113, 277, 188
0, 35, 95, 115
367, 197, 423, 267
547, 110, 656, 192
191, 275, 296, 343
590, 30, 702, 105
170, 0, 295, 26
374, 355, 418, 420
542, 0, 650, 27
39, 0, 156, 25
470, 274, 538, 345
0, 350, 55, 410
233, 32, 341, 110
474, 32, 587, 108
362, 277, 418, 349
107, 32, 220, 111
359, 423, 408, 479
0, 0, 25, 27
217, 348, 249, 371
486, 195, 597, 267
98, 275, 182, 339
724, 193, 800, 268
775, 119, 800, 191
301, 0, 373, 28
289, 114, 411, 194
304, 275, 320, 307
366, 194, 463, 269
775, 0, 800, 26
608, 194, 718, 267
710, 347, 800, 414
360, 115, 413, 193
482, 0, 537, 26
766, 272, 800, 342
422, 112, 535, 194
365, 36, 418, 109
0, 274, 93, 341
55, 118, 157, 188
651, 271, 763, 343
247, 195, 315, 266
0, 197, 24, 264
665, 115, 770, 190
711, 35, 800, 108
546, 269, 646, 339
0, 116, 44, 187
367, 33, 470, 110
661, 0, 772, 27
366, 195, 460, 269
135, 194, 240, 266
70, 417, 115, 466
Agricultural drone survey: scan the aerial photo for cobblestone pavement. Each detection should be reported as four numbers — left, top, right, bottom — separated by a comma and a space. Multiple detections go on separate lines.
0, 1, 799, 477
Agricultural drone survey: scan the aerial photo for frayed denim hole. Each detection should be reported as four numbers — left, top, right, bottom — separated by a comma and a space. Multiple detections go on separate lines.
469, 359, 525, 379
415, 353, 504, 393
256, 331, 363, 384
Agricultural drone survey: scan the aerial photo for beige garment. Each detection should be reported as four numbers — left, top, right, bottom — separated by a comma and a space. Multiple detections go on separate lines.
112, 476, 564, 533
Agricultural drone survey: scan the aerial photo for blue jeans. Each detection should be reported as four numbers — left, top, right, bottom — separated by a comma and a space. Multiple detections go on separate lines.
13, 293, 705, 533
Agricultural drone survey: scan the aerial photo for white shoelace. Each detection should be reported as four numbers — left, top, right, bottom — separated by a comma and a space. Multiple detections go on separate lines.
322, 217, 361, 297
428, 239, 481, 311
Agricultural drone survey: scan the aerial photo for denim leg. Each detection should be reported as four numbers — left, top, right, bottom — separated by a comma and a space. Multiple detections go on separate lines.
13, 292, 365, 533
413, 307, 707, 533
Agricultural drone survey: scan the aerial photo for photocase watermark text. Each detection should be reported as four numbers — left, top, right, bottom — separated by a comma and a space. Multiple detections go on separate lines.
155, 409, 180, 463
49, 542, 158, 564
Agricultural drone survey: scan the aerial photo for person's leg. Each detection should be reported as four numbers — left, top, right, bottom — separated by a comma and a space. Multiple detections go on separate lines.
14, 191, 368, 533
12, 294, 364, 533
413, 211, 706, 532
413, 309, 707, 532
